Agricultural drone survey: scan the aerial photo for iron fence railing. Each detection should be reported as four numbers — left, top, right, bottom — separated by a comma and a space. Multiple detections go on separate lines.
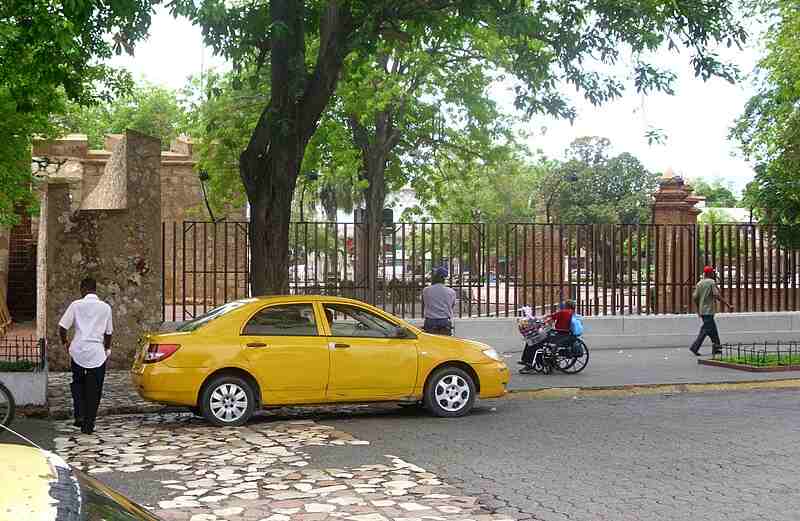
162, 221, 800, 322
717, 342, 800, 367
0, 336, 45, 370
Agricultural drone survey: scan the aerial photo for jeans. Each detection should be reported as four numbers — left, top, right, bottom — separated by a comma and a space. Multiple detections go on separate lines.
423, 318, 452, 335
690, 315, 721, 353
71, 360, 106, 428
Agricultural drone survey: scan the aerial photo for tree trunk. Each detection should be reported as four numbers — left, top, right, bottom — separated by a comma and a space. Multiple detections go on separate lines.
350, 110, 393, 304
239, 0, 354, 296
362, 154, 387, 304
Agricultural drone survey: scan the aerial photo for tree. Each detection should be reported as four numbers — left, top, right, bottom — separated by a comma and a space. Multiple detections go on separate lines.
334, 26, 517, 300
731, 0, 800, 246
0, 0, 156, 224
689, 177, 739, 207
172, 0, 746, 295
55, 83, 188, 150
414, 148, 548, 225
545, 137, 659, 224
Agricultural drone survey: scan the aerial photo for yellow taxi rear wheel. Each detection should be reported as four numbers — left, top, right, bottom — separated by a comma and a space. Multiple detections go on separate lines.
201, 376, 255, 427
423, 366, 476, 418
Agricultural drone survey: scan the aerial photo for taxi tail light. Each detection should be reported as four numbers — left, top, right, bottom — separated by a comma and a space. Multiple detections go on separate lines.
144, 344, 180, 363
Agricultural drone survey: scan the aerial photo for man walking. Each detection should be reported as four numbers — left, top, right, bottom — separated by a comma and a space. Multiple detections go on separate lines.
422, 266, 456, 335
58, 277, 113, 434
690, 266, 732, 356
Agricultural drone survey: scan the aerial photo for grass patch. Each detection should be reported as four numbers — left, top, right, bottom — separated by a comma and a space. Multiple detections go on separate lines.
720, 354, 800, 367
0, 360, 37, 372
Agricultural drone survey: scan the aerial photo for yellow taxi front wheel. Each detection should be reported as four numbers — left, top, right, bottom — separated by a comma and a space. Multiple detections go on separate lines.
200, 375, 256, 427
423, 366, 476, 418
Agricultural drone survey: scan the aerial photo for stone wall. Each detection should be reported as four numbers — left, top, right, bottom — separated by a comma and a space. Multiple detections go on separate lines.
40, 130, 162, 370
29, 133, 248, 324
32, 133, 213, 223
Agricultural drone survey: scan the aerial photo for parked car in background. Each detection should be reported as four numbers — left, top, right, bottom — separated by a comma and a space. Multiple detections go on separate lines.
0, 443, 161, 520
133, 296, 509, 426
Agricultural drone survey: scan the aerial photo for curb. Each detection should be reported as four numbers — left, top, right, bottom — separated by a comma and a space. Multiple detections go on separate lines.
505, 378, 800, 399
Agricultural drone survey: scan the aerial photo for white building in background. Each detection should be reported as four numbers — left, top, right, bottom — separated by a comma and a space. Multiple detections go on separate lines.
695, 199, 752, 223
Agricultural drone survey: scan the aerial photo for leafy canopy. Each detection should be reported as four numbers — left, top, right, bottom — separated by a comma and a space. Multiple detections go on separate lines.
55, 82, 189, 150
545, 137, 659, 225
730, 0, 800, 245
688, 177, 739, 208
0, 0, 156, 225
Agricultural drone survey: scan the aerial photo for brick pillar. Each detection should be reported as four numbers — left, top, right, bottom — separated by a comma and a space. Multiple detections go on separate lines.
523, 226, 563, 316
651, 174, 700, 313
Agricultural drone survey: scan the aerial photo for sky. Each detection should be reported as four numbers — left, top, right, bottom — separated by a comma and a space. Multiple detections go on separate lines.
109, 7, 763, 195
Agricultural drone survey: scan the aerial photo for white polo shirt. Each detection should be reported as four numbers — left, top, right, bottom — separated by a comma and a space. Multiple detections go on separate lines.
58, 294, 113, 368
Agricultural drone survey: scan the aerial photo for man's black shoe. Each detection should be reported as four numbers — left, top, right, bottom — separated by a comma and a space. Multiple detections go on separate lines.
73, 419, 83, 427
81, 424, 94, 435
689, 347, 700, 356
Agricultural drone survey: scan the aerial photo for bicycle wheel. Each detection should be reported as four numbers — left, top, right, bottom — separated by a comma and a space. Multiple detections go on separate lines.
559, 340, 589, 374
0, 382, 15, 427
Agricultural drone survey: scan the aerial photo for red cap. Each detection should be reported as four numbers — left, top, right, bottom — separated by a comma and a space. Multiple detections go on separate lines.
703, 266, 715, 274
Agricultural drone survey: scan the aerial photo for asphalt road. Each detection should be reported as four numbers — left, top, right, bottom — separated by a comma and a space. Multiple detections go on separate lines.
319, 390, 800, 521
6, 390, 800, 521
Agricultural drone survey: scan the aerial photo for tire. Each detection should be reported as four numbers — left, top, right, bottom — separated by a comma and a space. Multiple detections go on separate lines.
0, 382, 15, 427
559, 339, 589, 374
200, 376, 255, 427
423, 366, 476, 418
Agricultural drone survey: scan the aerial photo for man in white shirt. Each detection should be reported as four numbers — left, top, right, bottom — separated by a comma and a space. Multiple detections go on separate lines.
58, 277, 113, 435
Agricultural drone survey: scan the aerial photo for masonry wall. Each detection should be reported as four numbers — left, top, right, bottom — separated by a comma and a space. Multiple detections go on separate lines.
41, 131, 162, 370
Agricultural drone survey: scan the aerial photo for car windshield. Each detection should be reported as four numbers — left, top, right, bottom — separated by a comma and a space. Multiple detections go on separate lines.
176, 300, 251, 332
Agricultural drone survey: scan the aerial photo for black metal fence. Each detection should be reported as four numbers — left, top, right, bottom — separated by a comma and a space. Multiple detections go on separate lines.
162, 221, 800, 321
0, 336, 45, 371
718, 342, 800, 367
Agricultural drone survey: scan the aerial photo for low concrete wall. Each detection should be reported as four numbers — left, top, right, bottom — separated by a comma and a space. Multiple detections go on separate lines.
1, 371, 47, 406
409, 312, 800, 350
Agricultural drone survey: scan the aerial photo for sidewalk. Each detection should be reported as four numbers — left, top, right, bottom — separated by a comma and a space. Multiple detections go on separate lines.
45, 346, 800, 418
501, 344, 800, 390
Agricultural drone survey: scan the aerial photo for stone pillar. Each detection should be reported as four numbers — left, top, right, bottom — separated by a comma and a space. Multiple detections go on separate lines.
651, 174, 701, 313
41, 130, 162, 370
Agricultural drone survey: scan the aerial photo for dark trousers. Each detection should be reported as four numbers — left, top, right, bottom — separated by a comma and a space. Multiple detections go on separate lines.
690, 315, 721, 353
423, 318, 452, 335
71, 360, 106, 428
522, 330, 571, 365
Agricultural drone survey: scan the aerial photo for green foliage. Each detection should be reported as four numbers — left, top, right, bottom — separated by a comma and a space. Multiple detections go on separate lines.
169, 0, 747, 294
698, 208, 734, 225
0, 360, 36, 372
546, 137, 659, 224
721, 354, 800, 367
0, 0, 156, 224
56, 83, 189, 150
731, 0, 800, 246
411, 147, 549, 224
690, 178, 739, 207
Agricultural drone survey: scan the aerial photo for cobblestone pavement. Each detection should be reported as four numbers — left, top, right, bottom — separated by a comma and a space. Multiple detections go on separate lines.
53, 411, 514, 521
322, 391, 800, 521
48, 371, 164, 419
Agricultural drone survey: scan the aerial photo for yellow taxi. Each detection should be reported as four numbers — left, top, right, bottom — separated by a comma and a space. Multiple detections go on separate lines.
0, 443, 160, 520
132, 296, 509, 426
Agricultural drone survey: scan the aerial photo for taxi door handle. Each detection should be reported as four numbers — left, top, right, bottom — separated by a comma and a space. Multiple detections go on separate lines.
330, 342, 350, 349
246, 342, 268, 348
